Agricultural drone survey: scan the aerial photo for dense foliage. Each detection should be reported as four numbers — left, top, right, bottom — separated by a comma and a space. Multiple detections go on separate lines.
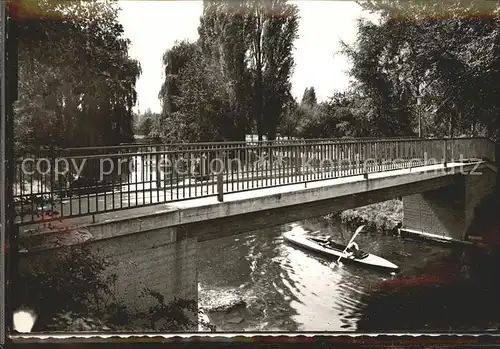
342, 0, 500, 139
156, 0, 299, 142
135, 108, 160, 138
16, 0, 500, 146
14, 0, 141, 150
152, 0, 500, 142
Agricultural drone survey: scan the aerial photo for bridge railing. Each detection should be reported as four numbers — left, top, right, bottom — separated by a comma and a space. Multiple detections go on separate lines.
13, 137, 493, 224
31, 136, 417, 155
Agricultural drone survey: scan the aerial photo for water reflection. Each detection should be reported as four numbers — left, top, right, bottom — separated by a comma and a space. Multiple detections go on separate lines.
197, 218, 461, 331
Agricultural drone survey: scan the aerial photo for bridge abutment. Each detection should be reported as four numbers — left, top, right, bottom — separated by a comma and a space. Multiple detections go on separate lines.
19, 226, 199, 330
89, 227, 198, 315
401, 168, 496, 242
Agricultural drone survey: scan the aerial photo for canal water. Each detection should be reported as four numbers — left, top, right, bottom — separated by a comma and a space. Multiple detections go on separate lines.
197, 218, 500, 332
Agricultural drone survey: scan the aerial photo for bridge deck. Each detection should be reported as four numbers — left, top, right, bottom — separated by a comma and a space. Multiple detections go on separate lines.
19, 161, 479, 235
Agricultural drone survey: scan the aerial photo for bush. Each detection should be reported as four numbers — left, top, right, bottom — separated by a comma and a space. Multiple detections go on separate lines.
18, 243, 120, 331
142, 288, 215, 332
326, 199, 403, 235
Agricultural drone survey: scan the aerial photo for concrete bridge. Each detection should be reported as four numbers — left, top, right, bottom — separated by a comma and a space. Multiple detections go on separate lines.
15, 137, 497, 321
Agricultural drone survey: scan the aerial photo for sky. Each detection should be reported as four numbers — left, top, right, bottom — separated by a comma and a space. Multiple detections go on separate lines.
117, 1, 377, 114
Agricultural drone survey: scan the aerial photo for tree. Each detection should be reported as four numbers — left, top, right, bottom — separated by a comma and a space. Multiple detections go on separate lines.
137, 118, 153, 137
198, 0, 254, 141
341, 18, 415, 137
278, 95, 302, 138
344, 0, 500, 139
301, 87, 317, 107
135, 108, 160, 138
171, 46, 230, 142
156, 41, 202, 142
293, 91, 371, 139
14, 0, 141, 150
159, 40, 200, 118
156, 39, 233, 143
245, 0, 299, 140
156, 0, 299, 143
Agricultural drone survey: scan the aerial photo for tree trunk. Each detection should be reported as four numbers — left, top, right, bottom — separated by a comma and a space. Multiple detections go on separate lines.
449, 114, 455, 138
268, 130, 277, 141
253, 10, 264, 142
267, 109, 279, 141
255, 68, 264, 141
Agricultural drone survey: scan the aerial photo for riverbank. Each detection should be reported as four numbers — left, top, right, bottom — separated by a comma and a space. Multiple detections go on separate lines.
325, 199, 403, 235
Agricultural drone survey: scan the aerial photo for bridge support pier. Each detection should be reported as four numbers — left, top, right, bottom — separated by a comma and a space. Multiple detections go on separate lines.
401, 168, 496, 242
90, 227, 198, 319
19, 226, 199, 330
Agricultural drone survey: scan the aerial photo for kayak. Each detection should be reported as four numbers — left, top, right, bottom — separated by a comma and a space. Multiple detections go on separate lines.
283, 231, 400, 272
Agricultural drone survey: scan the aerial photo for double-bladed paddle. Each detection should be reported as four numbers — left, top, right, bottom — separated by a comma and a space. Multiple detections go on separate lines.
332, 225, 365, 267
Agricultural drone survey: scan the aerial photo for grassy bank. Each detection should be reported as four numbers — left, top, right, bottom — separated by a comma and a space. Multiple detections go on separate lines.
326, 199, 403, 234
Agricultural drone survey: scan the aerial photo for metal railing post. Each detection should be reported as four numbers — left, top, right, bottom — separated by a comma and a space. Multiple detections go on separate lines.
269, 143, 273, 186
155, 145, 161, 189
420, 138, 424, 166
217, 150, 224, 202
444, 139, 448, 168
363, 141, 369, 179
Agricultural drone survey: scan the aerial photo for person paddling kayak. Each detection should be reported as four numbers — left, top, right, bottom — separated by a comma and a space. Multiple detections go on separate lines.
347, 241, 359, 252
346, 241, 361, 258
326, 238, 361, 257
325, 237, 360, 257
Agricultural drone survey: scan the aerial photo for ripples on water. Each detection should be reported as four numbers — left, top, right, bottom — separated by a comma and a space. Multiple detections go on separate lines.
198, 219, 499, 332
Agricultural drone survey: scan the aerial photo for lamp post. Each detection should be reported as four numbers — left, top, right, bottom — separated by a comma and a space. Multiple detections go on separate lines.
416, 95, 423, 138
